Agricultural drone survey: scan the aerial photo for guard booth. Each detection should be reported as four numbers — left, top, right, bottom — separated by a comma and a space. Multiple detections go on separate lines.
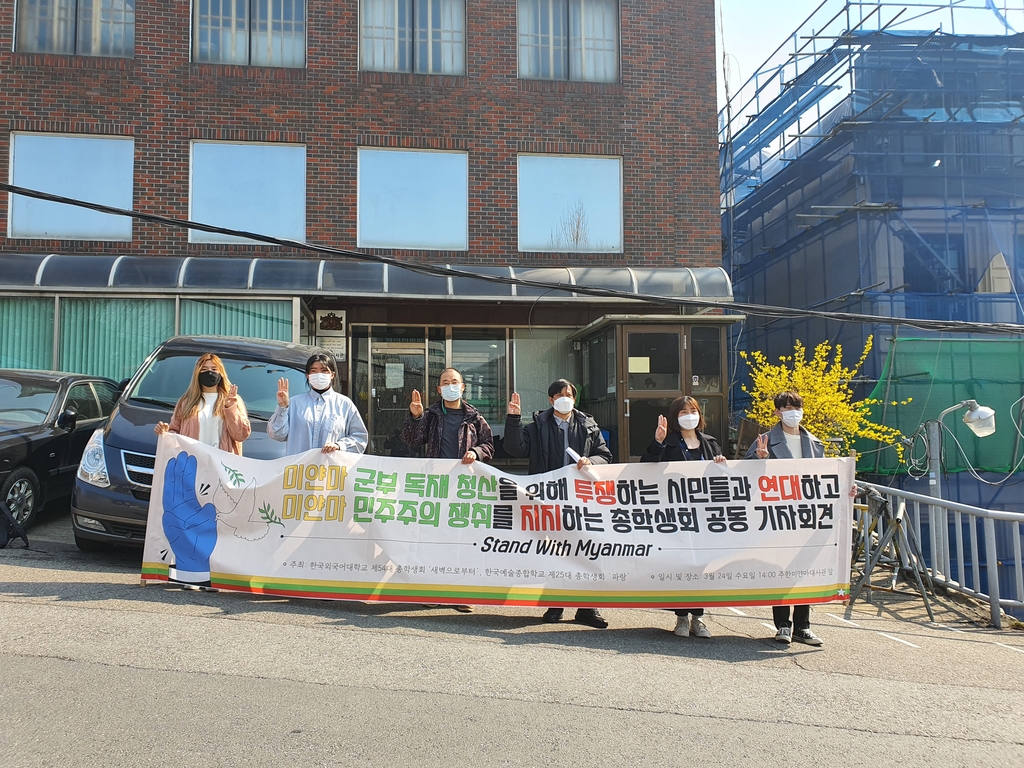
571, 315, 741, 463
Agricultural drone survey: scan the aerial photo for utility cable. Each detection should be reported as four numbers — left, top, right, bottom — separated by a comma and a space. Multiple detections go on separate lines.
4, 182, 1024, 337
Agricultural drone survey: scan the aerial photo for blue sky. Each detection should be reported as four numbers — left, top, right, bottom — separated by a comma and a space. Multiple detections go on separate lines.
716, 0, 1024, 110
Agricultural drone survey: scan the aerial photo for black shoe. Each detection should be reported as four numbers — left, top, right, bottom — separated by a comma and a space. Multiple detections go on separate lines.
542, 608, 564, 623
574, 608, 608, 629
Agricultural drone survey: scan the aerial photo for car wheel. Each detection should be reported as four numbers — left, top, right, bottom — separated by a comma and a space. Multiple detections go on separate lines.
2, 467, 41, 529
74, 532, 105, 552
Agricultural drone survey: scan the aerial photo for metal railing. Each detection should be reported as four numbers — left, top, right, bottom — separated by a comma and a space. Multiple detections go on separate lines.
860, 481, 1024, 628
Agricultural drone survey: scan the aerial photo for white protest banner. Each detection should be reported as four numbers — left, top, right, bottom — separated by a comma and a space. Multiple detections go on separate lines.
142, 433, 854, 608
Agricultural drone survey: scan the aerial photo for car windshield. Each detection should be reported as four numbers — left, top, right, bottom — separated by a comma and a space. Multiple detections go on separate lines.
128, 354, 310, 420
0, 378, 59, 426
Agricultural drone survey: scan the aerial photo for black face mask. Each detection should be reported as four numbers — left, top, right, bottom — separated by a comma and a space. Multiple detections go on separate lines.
198, 371, 222, 389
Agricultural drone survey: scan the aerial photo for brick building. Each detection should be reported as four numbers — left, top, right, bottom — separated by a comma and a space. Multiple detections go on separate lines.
0, 0, 733, 460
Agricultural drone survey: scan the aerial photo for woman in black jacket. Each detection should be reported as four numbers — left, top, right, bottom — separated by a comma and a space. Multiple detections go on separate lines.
641, 396, 727, 639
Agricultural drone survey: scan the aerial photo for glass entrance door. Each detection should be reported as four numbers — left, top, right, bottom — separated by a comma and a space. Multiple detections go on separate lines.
370, 342, 426, 457
619, 326, 684, 461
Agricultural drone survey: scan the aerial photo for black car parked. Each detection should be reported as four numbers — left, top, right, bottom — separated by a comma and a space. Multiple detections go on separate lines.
71, 335, 336, 550
0, 370, 120, 528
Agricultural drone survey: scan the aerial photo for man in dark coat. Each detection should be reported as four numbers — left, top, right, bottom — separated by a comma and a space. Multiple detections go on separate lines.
503, 379, 613, 628
402, 367, 495, 464
402, 367, 494, 614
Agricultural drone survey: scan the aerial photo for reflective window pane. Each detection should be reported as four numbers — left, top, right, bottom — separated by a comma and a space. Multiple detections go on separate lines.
518, 155, 622, 252
9, 134, 134, 241
452, 329, 506, 430
690, 327, 722, 394
358, 149, 468, 250
189, 142, 306, 244
626, 332, 679, 391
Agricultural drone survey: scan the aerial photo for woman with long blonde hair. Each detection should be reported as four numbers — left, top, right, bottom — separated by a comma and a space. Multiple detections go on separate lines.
154, 354, 251, 455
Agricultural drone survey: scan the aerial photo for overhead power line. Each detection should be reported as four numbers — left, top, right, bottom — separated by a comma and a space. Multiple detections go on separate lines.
3, 181, 1024, 336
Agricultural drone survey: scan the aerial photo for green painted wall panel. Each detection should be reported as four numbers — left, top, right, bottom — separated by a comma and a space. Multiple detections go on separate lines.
0, 298, 55, 370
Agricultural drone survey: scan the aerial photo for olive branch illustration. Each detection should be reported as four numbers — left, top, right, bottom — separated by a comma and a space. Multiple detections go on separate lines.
221, 463, 245, 488
259, 502, 284, 527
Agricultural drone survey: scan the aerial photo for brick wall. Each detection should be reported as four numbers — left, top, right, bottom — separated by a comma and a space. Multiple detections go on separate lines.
0, 0, 719, 269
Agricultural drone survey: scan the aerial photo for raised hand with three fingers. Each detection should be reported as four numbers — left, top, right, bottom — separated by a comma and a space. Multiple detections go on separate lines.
410, 389, 424, 418
223, 384, 239, 410
654, 414, 668, 444
276, 377, 289, 409
507, 392, 521, 416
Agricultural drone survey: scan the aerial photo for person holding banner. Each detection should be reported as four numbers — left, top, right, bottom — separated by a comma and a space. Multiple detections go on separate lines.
268, 354, 367, 455
401, 367, 494, 466
154, 354, 251, 455
504, 379, 613, 629
641, 396, 727, 639
745, 390, 826, 646
402, 366, 494, 614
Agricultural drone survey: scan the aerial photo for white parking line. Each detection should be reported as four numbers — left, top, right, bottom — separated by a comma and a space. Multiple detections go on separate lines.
824, 613, 860, 627
728, 607, 747, 616
930, 623, 965, 633
877, 632, 920, 648
760, 622, 777, 632
995, 642, 1024, 654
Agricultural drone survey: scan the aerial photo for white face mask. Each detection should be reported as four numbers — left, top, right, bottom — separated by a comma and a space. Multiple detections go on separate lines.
553, 396, 575, 414
440, 383, 463, 402
308, 372, 332, 391
780, 409, 804, 428
678, 413, 700, 430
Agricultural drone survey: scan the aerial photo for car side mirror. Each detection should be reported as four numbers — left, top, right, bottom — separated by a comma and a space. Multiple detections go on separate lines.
58, 407, 78, 431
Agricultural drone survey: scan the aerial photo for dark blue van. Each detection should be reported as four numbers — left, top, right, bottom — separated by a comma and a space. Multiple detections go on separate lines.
71, 336, 335, 550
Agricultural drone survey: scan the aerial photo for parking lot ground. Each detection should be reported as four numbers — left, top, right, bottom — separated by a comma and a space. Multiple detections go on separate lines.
2, 502, 1022, 767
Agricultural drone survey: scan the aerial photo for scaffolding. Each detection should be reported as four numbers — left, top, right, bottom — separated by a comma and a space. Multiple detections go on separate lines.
721, 1, 1024, 423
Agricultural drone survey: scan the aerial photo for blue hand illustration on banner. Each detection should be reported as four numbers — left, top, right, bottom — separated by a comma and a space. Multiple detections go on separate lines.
162, 451, 217, 583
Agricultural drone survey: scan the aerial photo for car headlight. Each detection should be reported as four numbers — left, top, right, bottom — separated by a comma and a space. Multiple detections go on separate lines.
77, 429, 110, 488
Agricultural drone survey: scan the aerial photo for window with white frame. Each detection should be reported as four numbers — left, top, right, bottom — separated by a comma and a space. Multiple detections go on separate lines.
357, 148, 468, 250
193, 0, 306, 67
360, 0, 465, 75
518, 0, 618, 82
15, 0, 135, 57
517, 154, 622, 252
189, 142, 306, 244
8, 133, 134, 241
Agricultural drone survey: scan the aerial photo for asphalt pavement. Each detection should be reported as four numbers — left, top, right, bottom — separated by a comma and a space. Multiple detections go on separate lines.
1, 501, 1022, 768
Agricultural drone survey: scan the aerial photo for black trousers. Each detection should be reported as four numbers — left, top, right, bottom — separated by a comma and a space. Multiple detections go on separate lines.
672, 609, 705, 617
773, 605, 810, 630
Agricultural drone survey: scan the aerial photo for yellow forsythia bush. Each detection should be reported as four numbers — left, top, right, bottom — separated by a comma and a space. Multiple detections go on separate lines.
740, 335, 907, 460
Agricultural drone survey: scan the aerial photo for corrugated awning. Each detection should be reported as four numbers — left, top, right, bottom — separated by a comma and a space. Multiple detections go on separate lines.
0, 254, 733, 301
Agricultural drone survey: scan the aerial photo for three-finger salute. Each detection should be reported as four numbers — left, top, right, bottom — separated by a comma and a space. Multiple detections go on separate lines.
277, 377, 290, 408
655, 414, 668, 444
507, 392, 521, 416
224, 384, 239, 409
410, 389, 424, 418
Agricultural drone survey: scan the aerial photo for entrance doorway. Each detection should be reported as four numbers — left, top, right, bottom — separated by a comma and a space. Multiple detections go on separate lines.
573, 317, 734, 462
370, 340, 427, 457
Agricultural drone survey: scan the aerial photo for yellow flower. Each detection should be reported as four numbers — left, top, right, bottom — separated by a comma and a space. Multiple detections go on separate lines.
740, 335, 906, 461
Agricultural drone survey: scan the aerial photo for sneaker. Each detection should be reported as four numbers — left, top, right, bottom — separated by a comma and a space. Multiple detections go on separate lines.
775, 626, 793, 644
793, 628, 823, 646
690, 616, 711, 638
453, 605, 473, 613
673, 616, 690, 636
